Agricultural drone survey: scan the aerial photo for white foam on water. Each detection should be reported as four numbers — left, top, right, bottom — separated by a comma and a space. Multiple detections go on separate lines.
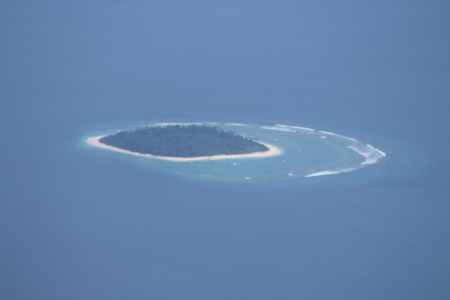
367, 144, 387, 157
261, 126, 296, 132
151, 122, 204, 127
319, 130, 339, 136
347, 145, 383, 165
346, 137, 358, 142
376, 149, 387, 157
319, 130, 347, 139
320, 136, 327, 139
245, 176, 251, 180
275, 124, 315, 131
305, 170, 341, 177
318, 130, 359, 142
304, 141, 387, 178
225, 123, 249, 127
288, 173, 294, 176
304, 167, 356, 177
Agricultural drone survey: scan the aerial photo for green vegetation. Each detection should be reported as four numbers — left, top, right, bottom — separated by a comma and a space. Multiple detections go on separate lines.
99, 125, 269, 157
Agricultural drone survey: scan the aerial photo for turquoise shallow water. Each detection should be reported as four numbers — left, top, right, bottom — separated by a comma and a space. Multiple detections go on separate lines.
82, 121, 386, 183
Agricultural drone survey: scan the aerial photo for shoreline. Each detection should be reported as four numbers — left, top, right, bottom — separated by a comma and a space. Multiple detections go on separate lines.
87, 135, 281, 162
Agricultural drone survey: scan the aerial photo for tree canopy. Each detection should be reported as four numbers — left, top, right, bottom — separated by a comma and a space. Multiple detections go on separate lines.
99, 125, 269, 157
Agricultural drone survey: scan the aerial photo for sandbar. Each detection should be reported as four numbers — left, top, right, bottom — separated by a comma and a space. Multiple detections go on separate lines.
87, 135, 281, 162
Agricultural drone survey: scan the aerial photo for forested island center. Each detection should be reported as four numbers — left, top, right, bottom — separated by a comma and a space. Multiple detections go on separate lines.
95, 125, 276, 159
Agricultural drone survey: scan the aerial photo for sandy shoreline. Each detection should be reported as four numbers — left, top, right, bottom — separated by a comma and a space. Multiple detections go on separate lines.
87, 135, 281, 162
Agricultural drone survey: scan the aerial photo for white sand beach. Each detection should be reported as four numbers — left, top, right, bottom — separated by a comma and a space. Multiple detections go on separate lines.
87, 136, 281, 162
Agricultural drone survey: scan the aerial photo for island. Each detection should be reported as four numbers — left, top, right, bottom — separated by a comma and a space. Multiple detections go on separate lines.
87, 124, 281, 161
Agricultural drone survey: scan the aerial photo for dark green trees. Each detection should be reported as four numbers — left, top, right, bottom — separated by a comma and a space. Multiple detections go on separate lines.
99, 125, 269, 157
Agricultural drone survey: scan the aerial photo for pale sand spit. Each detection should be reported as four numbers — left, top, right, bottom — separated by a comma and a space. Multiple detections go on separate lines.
87, 136, 281, 162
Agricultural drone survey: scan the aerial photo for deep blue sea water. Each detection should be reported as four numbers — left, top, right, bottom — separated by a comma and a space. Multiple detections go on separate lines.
1, 1, 450, 299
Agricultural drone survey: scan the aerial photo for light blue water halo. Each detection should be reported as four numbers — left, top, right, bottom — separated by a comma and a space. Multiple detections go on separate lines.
81, 121, 386, 183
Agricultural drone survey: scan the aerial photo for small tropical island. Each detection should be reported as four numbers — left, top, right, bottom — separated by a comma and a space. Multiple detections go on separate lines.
87, 124, 281, 161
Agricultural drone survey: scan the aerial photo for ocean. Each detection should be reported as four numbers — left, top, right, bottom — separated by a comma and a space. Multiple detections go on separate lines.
1, 1, 449, 299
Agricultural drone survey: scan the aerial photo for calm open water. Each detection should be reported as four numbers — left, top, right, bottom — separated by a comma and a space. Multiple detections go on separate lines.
1, 1, 450, 299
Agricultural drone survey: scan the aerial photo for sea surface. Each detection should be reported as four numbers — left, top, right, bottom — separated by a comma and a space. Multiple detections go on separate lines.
1, 1, 450, 299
